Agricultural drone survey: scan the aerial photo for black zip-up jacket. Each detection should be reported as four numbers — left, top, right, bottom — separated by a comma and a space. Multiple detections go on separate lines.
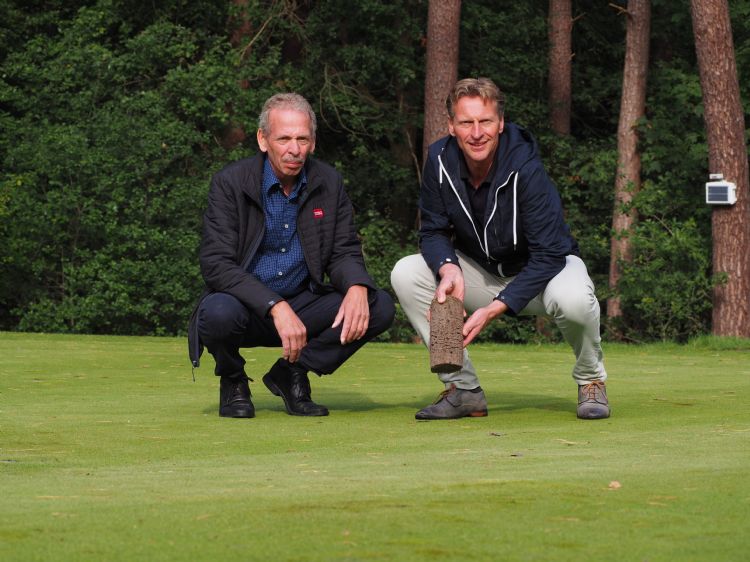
188, 153, 376, 367
419, 122, 579, 315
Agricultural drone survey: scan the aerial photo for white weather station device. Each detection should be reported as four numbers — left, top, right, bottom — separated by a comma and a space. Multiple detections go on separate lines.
705, 173, 737, 205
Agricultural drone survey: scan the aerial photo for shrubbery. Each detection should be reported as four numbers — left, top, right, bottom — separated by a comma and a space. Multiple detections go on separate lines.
1, 0, 748, 342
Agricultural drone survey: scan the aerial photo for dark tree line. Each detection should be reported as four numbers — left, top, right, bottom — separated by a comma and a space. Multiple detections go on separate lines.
0, 0, 748, 342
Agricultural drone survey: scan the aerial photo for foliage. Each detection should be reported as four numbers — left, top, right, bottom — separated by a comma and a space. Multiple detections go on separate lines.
301, 0, 425, 241
616, 217, 714, 342
358, 211, 417, 342
1, 0, 748, 342
612, 60, 715, 341
0, 1, 236, 333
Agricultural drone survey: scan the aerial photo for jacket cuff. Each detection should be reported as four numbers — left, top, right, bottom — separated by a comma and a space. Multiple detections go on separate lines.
262, 297, 285, 318
495, 293, 520, 316
433, 255, 461, 279
437, 256, 459, 269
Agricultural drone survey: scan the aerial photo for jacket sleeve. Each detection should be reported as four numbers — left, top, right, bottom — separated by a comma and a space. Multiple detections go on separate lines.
325, 175, 376, 293
418, 151, 460, 278
199, 171, 284, 317
496, 162, 569, 314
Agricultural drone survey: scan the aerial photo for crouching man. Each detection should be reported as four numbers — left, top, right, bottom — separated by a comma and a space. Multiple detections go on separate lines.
189, 92, 394, 418
391, 78, 609, 420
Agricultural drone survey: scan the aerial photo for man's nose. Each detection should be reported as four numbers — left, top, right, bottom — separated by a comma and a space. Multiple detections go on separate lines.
288, 139, 301, 154
470, 122, 482, 137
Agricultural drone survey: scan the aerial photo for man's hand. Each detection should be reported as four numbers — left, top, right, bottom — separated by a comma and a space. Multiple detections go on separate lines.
269, 301, 307, 363
436, 263, 465, 303
462, 299, 508, 347
332, 285, 370, 344
428, 263, 466, 323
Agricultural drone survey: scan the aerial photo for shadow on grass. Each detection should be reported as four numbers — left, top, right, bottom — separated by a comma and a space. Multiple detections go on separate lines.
200, 389, 574, 415
325, 390, 575, 414
488, 393, 573, 413
200, 388, 389, 415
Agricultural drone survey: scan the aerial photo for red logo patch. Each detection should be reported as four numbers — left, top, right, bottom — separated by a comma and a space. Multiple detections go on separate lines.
313, 208, 324, 219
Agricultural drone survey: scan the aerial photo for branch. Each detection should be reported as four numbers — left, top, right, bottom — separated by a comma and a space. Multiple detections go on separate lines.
237, 0, 306, 63
238, 11, 275, 62
608, 3, 628, 16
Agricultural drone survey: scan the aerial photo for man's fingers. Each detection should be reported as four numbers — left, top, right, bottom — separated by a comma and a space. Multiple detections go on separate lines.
339, 315, 352, 344
352, 315, 368, 341
462, 318, 480, 346
331, 309, 344, 329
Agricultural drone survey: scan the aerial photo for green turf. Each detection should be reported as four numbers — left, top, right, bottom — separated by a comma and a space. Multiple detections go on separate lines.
1, 333, 748, 561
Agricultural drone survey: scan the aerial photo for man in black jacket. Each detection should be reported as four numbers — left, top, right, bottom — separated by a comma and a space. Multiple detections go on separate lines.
391, 78, 609, 420
189, 93, 394, 419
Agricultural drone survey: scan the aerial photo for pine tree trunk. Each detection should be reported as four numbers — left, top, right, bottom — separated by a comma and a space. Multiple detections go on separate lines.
541, 0, 574, 338
422, 0, 461, 164
607, 0, 650, 322
691, 0, 750, 337
548, 0, 572, 136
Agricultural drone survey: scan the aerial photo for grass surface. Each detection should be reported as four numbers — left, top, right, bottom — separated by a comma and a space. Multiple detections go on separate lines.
1, 333, 749, 561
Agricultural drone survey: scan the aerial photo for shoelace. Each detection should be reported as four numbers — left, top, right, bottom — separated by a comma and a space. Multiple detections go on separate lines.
291, 376, 314, 403
581, 380, 605, 401
230, 376, 252, 402
432, 384, 457, 404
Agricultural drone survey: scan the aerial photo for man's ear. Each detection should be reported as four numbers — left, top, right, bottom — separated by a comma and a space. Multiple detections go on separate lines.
498, 116, 504, 135
256, 129, 268, 152
447, 119, 456, 137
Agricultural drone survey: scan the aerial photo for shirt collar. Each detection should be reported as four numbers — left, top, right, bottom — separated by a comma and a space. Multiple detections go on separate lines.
458, 150, 497, 188
262, 156, 307, 199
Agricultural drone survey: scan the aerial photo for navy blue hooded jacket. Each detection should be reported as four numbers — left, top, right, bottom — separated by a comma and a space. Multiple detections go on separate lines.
419, 122, 579, 315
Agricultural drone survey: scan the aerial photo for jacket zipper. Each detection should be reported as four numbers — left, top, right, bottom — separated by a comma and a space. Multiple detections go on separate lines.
438, 153, 517, 258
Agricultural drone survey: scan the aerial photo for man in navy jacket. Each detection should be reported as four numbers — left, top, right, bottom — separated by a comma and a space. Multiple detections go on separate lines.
189, 93, 394, 419
391, 78, 609, 420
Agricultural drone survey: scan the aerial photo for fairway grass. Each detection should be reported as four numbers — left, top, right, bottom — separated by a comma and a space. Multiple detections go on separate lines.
1, 333, 748, 561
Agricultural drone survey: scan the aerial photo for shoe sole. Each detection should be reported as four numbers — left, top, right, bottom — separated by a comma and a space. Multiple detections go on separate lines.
219, 408, 255, 418
577, 411, 610, 419
415, 409, 488, 420
263, 374, 329, 417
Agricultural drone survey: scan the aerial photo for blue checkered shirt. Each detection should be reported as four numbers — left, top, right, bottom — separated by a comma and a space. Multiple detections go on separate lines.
247, 158, 310, 297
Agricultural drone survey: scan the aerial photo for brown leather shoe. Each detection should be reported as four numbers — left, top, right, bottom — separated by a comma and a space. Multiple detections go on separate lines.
577, 380, 610, 419
415, 384, 488, 420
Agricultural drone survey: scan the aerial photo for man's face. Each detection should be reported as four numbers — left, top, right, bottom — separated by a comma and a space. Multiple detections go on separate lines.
447, 96, 504, 169
257, 108, 315, 188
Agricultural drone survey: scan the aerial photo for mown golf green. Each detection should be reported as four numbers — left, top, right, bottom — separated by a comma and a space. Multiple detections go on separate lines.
1, 332, 748, 561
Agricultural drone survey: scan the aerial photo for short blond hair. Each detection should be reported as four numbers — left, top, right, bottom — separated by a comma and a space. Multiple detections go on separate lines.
446, 77, 505, 119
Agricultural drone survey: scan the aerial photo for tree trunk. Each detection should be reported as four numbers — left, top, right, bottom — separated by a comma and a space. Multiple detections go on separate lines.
548, 0, 572, 135
230, 0, 253, 49
691, 0, 750, 337
607, 0, 650, 321
540, 0, 574, 339
220, 0, 254, 150
422, 0, 461, 164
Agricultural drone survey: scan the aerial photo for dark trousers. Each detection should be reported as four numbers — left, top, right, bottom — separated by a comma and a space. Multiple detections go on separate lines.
197, 289, 395, 378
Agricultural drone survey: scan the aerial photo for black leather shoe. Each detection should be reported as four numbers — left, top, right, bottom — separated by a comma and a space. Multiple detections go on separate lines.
262, 359, 329, 416
219, 374, 255, 418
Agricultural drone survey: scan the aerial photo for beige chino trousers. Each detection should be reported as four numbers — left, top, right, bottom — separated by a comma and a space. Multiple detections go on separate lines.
390, 251, 607, 389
